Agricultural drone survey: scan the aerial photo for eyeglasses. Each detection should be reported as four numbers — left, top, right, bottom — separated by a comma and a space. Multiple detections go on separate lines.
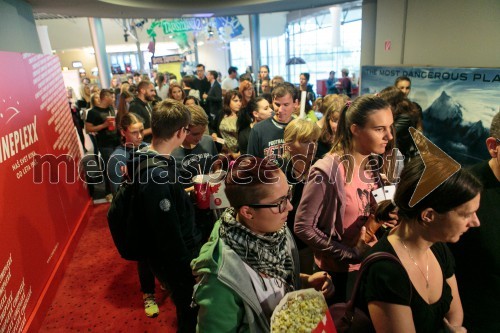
496, 138, 500, 144
246, 185, 292, 213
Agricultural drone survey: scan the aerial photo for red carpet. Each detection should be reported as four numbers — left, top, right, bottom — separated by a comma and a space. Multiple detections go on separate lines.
39, 203, 178, 332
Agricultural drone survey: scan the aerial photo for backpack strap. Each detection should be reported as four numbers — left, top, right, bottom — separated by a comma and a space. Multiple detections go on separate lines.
131, 155, 170, 182
343, 252, 412, 322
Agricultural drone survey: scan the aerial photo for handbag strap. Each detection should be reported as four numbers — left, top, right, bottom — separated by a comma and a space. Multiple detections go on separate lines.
344, 251, 412, 315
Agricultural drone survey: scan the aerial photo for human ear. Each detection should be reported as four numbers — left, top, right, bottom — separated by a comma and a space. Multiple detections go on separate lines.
176, 128, 184, 139
350, 123, 359, 137
420, 208, 435, 223
485, 137, 498, 158
239, 206, 254, 220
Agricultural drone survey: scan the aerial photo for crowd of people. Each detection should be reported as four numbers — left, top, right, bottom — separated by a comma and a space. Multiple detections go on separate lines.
67, 65, 499, 333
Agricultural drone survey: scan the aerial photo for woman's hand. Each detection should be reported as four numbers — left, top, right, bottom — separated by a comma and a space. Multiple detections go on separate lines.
354, 226, 372, 257
444, 318, 467, 333
381, 209, 399, 228
211, 133, 218, 142
302, 272, 335, 299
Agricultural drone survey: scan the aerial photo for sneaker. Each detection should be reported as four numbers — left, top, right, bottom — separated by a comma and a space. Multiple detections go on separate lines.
143, 294, 159, 318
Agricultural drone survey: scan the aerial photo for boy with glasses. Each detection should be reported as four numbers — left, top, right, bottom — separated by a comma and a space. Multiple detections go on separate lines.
171, 105, 219, 240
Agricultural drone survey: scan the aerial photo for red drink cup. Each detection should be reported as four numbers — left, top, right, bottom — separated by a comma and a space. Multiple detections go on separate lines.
107, 116, 116, 131
193, 175, 211, 209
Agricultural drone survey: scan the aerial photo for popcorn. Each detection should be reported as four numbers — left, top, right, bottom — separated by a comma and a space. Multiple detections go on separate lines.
271, 289, 335, 333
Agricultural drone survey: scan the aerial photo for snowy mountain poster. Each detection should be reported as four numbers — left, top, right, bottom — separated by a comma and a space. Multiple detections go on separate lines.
360, 66, 499, 166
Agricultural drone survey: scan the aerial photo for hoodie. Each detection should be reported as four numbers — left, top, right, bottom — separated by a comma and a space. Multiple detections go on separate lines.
191, 212, 300, 333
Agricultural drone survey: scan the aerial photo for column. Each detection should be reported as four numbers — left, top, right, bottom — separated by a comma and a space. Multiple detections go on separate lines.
88, 18, 111, 88
361, 0, 377, 66
249, 14, 261, 85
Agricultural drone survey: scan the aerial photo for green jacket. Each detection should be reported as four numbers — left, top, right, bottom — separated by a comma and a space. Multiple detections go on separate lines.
191, 220, 301, 333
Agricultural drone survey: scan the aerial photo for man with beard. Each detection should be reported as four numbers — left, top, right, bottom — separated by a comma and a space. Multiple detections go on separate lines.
129, 81, 156, 143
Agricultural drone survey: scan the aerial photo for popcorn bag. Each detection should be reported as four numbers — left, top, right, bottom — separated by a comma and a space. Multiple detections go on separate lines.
208, 170, 231, 210
271, 289, 337, 333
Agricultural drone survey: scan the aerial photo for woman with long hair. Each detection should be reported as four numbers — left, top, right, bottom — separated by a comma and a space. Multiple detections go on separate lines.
237, 96, 272, 155
191, 157, 334, 332
155, 73, 168, 100
168, 81, 185, 102
116, 90, 133, 131
359, 155, 481, 333
214, 90, 242, 155
76, 84, 91, 111
316, 94, 350, 157
379, 86, 422, 162
239, 80, 255, 109
295, 95, 398, 302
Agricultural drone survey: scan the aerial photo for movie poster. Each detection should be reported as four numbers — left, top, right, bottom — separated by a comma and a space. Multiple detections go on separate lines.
0, 52, 90, 332
360, 66, 500, 166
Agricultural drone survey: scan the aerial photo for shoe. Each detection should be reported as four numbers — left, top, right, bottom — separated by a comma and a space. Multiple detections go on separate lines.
105, 193, 113, 203
143, 294, 159, 318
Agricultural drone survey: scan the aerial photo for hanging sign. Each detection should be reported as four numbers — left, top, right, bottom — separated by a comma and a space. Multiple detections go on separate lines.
151, 54, 187, 65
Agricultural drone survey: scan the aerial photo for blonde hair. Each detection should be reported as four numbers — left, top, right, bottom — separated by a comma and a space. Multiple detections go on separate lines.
120, 82, 130, 94
187, 104, 209, 127
90, 92, 100, 108
319, 94, 350, 145
284, 118, 321, 144
79, 84, 90, 102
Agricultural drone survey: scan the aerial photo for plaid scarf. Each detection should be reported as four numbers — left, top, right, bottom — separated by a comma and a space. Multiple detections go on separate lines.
219, 208, 295, 289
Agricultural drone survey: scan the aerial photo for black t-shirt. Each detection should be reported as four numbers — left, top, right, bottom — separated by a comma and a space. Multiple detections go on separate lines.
316, 140, 332, 159
247, 117, 289, 159
449, 160, 500, 332
283, 159, 315, 250
128, 97, 152, 143
170, 135, 218, 187
86, 106, 119, 148
359, 236, 454, 333
238, 126, 251, 155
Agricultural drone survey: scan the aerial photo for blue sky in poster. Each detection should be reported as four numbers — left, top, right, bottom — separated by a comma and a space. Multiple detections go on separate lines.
360, 66, 500, 128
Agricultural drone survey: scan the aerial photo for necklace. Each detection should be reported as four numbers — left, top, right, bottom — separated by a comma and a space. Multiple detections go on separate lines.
400, 240, 429, 289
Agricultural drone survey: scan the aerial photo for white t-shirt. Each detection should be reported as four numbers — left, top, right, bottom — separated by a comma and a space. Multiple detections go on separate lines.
156, 84, 169, 100
221, 77, 239, 91
243, 262, 286, 319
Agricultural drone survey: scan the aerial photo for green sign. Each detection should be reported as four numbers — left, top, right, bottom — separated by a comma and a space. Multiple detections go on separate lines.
147, 18, 204, 39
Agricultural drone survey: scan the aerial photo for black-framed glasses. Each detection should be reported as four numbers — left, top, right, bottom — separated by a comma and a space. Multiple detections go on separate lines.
496, 138, 500, 144
246, 185, 292, 213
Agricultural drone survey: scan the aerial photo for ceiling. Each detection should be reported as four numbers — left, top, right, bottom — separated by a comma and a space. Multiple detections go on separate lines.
27, 0, 350, 19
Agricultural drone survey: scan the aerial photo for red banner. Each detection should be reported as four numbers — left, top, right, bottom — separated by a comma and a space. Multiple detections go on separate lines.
0, 52, 90, 332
